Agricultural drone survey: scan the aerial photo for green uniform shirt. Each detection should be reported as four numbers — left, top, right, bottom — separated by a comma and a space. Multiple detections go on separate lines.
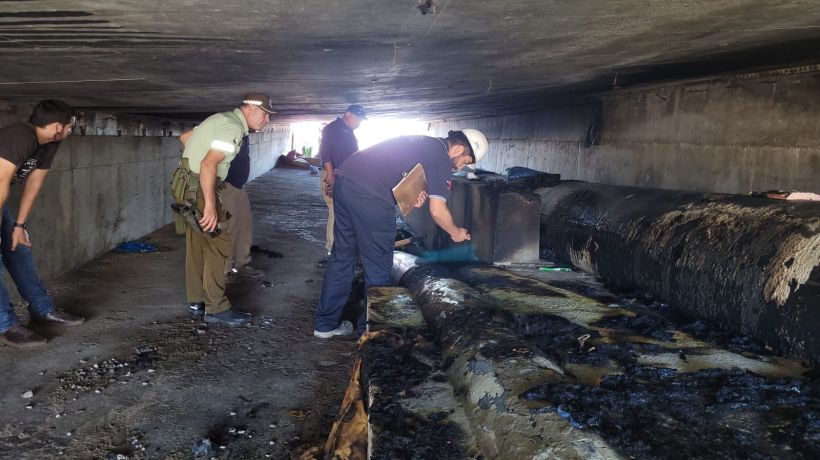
182, 108, 249, 180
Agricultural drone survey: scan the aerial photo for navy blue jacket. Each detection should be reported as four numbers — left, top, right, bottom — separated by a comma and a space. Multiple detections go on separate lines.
319, 118, 358, 169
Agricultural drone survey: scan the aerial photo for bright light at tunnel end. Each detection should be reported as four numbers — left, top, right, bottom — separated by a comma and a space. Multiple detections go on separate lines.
290, 117, 429, 155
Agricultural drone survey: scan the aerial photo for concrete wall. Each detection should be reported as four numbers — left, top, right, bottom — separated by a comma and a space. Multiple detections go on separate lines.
430, 67, 820, 195
0, 101, 289, 282
249, 124, 291, 179
7, 136, 182, 281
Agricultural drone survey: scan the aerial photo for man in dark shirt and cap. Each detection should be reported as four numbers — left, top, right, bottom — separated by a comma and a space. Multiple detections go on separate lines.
313, 129, 489, 338
318, 104, 366, 257
222, 135, 263, 282
0, 100, 85, 348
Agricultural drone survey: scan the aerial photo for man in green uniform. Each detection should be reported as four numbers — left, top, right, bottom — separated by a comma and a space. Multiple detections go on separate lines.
179, 93, 274, 325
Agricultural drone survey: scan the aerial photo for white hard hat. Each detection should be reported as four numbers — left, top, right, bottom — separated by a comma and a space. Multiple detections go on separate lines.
461, 128, 488, 163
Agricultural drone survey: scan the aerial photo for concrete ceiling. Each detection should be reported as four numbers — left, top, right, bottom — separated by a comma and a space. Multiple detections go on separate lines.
2, 0, 820, 121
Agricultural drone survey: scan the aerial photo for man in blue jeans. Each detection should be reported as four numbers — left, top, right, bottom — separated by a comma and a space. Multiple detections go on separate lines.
314, 129, 489, 338
0, 100, 85, 348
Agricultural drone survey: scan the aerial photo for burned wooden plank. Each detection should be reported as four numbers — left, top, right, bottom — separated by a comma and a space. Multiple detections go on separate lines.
364, 286, 479, 459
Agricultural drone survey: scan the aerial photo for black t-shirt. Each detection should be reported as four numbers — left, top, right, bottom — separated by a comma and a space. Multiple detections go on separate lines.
0, 122, 59, 183
319, 118, 359, 168
225, 135, 250, 188
336, 136, 453, 204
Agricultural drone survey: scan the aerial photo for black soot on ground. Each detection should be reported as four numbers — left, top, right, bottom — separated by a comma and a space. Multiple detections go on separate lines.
514, 292, 819, 459
363, 331, 472, 460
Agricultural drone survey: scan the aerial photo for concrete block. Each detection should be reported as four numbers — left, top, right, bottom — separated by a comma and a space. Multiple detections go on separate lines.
406, 175, 550, 264
493, 191, 541, 264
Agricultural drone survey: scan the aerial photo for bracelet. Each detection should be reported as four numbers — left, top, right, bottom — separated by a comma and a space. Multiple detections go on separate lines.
13, 222, 27, 229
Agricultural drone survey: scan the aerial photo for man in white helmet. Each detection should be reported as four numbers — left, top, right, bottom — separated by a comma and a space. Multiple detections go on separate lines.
313, 129, 488, 338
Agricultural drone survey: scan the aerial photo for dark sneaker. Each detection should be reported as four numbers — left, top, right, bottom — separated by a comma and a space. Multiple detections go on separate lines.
0, 325, 47, 347
235, 265, 263, 278
34, 311, 85, 326
189, 302, 205, 316
204, 309, 252, 326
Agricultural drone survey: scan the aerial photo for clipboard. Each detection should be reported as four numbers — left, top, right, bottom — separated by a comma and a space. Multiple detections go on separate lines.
392, 163, 427, 216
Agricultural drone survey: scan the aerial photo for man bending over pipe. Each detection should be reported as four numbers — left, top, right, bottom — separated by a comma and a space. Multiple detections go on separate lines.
314, 129, 489, 338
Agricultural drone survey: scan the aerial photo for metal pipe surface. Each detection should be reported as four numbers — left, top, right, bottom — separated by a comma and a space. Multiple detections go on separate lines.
391, 252, 621, 460
538, 182, 820, 362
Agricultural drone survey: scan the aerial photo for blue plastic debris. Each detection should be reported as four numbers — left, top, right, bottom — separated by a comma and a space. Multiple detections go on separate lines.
191, 438, 212, 457
556, 404, 572, 420
115, 241, 157, 253
507, 166, 547, 180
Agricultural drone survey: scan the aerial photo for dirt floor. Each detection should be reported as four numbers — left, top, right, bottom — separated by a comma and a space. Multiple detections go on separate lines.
0, 168, 357, 459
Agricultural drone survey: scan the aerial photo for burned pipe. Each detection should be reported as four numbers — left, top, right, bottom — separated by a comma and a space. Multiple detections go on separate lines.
391, 252, 621, 460
538, 182, 820, 363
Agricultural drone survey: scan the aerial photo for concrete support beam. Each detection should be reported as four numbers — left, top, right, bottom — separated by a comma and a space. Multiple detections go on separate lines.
538, 181, 820, 363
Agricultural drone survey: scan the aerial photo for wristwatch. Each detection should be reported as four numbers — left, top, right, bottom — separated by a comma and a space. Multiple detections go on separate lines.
13, 222, 27, 229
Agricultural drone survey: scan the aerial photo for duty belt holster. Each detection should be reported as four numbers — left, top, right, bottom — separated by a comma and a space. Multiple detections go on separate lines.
170, 158, 228, 237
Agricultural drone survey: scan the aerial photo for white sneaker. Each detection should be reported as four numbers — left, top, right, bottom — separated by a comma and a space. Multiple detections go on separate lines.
313, 320, 353, 339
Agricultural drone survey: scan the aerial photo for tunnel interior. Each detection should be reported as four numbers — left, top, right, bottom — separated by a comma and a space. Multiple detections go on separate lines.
0, 1, 819, 459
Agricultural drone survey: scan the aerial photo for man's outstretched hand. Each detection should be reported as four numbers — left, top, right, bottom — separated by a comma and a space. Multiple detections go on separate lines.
450, 228, 471, 243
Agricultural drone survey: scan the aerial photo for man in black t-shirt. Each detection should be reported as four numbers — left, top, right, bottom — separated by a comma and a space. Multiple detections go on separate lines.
0, 100, 85, 348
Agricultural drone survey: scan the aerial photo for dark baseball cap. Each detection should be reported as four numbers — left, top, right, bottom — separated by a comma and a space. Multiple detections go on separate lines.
242, 93, 276, 114
345, 104, 367, 119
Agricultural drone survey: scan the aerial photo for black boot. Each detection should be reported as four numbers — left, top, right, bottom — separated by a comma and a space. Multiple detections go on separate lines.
204, 309, 252, 326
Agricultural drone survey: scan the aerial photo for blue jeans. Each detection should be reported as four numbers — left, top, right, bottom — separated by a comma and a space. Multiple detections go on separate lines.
0, 206, 55, 332
315, 177, 395, 332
